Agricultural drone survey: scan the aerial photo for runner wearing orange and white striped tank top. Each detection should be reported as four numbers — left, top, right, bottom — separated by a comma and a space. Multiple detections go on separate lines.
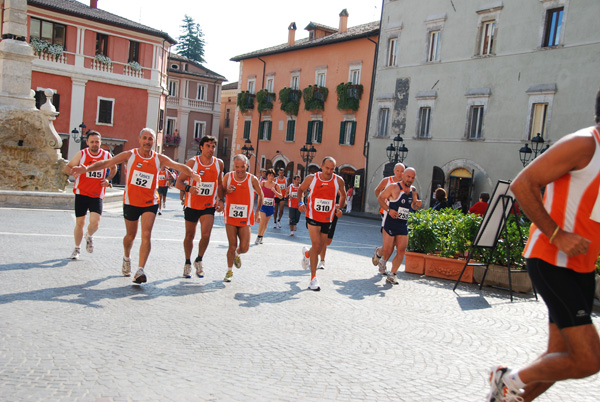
124, 148, 161, 207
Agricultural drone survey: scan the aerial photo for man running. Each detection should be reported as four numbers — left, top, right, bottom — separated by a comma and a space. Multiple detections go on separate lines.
372, 162, 405, 273
72, 128, 201, 284
223, 154, 263, 282
487, 90, 600, 402
273, 168, 288, 229
297, 157, 346, 291
287, 175, 301, 236
64, 131, 116, 260
176, 136, 224, 279
157, 166, 175, 215
376, 167, 422, 285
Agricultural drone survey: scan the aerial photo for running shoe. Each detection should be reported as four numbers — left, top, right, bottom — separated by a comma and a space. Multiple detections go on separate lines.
488, 365, 524, 402
309, 277, 321, 291
183, 263, 192, 278
85, 234, 94, 253
69, 247, 80, 260
224, 270, 233, 282
277, 222, 282, 229
158, 210, 162, 215
289, 231, 295, 236
133, 268, 147, 284
372, 247, 380, 266
259, 237, 263, 244
301, 246, 310, 270
122, 258, 131, 276
386, 273, 399, 285
255, 237, 261, 245
234, 253, 242, 269
317, 260, 325, 270
273, 222, 278, 229
194, 260, 204, 278
378, 261, 387, 275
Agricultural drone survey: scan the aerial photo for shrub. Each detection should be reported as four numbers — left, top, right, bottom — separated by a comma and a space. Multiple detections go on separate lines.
279, 87, 301, 116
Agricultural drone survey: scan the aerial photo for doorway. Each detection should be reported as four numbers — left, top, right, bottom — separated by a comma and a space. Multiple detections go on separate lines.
448, 168, 473, 213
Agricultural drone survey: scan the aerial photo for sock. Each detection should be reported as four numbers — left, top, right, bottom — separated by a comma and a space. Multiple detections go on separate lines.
506, 371, 526, 389
258, 235, 263, 239
195, 256, 202, 263
304, 250, 310, 258
311, 274, 316, 280
185, 259, 192, 265
123, 256, 130, 261
227, 267, 233, 272
74, 246, 81, 250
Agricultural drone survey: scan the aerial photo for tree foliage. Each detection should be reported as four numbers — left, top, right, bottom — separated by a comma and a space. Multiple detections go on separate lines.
176, 15, 206, 63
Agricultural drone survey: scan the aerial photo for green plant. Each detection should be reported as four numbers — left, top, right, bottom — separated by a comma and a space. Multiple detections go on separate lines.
256, 89, 276, 113
31, 38, 64, 60
236, 91, 255, 113
278, 87, 301, 116
128, 61, 142, 71
95, 54, 112, 66
336, 82, 363, 111
302, 85, 328, 111
407, 210, 438, 254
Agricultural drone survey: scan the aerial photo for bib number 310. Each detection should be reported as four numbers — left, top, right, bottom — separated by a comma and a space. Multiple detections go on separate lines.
314, 198, 333, 212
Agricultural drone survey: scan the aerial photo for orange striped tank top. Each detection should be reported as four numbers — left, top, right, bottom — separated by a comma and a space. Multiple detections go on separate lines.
224, 172, 256, 227
185, 156, 221, 210
124, 149, 160, 207
306, 172, 339, 223
74, 148, 111, 198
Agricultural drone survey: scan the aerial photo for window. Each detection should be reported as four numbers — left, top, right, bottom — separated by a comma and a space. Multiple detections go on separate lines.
387, 37, 398, 66
222, 137, 228, 155
97, 97, 114, 125
168, 80, 178, 97
316, 70, 326, 87
261, 156, 266, 170
428, 30, 440, 62
225, 108, 230, 128
259, 121, 272, 141
307, 120, 323, 144
479, 20, 495, 55
96, 33, 108, 56
543, 7, 564, 47
30, 18, 66, 47
34, 90, 60, 111
266, 77, 274, 92
468, 106, 485, 139
243, 120, 251, 140
247, 79, 256, 94
418, 107, 431, 138
291, 73, 300, 90
194, 121, 206, 139
166, 118, 176, 135
128, 40, 140, 63
377, 108, 390, 137
158, 109, 164, 131
339, 121, 356, 145
197, 84, 207, 101
286, 120, 296, 142
530, 103, 548, 139
349, 68, 361, 85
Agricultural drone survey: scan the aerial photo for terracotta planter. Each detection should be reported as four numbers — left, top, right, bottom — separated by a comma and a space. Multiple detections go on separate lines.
473, 264, 533, 294
404, 252, 426, 275
424, 254, 473, 283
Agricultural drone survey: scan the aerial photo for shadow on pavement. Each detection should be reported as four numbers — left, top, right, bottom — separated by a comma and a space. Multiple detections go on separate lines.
0, 258, 71, 271
333, 274, 388, 300
234, 281, 304, 307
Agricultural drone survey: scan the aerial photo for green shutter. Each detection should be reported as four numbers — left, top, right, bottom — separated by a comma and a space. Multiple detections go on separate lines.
350, 121, 356, 145
286, 120, 295, 142
317, 121, 323, 143
243, 121, 251, 139
339, 122, 345, 144
307, 121, 313, 143
258, 121, 264, 140
267, 121, 272, 140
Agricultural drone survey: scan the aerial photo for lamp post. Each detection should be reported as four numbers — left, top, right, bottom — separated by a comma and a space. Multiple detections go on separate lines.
519, 133, 549, 167
386, 134, 409, 164
71, 122, 87, 143
241, 138, 254, 159
300, 141, 317, 178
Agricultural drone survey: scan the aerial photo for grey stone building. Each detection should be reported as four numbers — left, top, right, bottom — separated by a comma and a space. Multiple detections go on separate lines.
365, 0, 600, 212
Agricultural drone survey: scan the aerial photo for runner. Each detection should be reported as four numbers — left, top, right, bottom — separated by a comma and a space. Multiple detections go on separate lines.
157, 166, 175, 215
316, 212, 340, 270
71, 128, 202, 284
297, 157, 346, 291
255, 168, 282, 245
287, 175, 301, 236
376, 167, 422, 285
222, 154, 263, 282
64, 131, 116, 260
273, 168, 288, 229
175, 135, 224, 279
372, 162, 405, 273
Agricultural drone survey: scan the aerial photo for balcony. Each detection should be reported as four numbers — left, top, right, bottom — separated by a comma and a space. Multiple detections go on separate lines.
167, 96, 215, 112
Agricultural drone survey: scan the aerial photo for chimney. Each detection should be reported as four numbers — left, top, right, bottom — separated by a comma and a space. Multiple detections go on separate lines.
339, 9, 349, 33
288, 22, 297, 46
90, 0, 98, 9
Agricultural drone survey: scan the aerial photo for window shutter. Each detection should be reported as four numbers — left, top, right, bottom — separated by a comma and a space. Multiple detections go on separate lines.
350, 121, 356, 145
317, 121, 323, 143
339, 122, 345, 145
267, 121, 272, 140
258, 121, 264, 140
53, 93, 60, 112
307, 121, 313, 143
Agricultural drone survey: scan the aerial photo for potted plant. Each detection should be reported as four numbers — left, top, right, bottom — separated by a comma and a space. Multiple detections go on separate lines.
302, 85, 328, 111
279, 87, 301, 116
30, 38, 64, 60
256, 89, 276, 113
336, 82, 364, 111
128, 61, 142, 72
236, 91, 255, 113
94, 54, 112, 66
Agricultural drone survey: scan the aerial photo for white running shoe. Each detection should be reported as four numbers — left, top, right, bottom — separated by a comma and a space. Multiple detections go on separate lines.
386, 273, 399, 285
224, 269, 233, 282
309, 277, 321, 291
301, 246, 310, 270
255, 237, 261, 245
317, 260, 325, 270
372, 247, 380, 266
122, 258, 131, 276
234, 253, 242, 269
378, 260, 387, 275
194, 260, 204, 278
273, 222, 278, 229
183, 263, 192, 278
289, 231, 295, 236
85, 234, 94, 253
69, 248, 80, 260
487, 365, 524, 402
133, 268, 147, 284
277, 222, 282, 229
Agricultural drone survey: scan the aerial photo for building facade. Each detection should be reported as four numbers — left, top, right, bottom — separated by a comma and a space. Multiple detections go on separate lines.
165, 53, 225, 163
366, 0, 600, 212
230, 10, 379, 211
218, 81, 238, 172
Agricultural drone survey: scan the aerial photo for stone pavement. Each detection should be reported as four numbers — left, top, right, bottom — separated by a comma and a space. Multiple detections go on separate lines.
0, 193, 598, 401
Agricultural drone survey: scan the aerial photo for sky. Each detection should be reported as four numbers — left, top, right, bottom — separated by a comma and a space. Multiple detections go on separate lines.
92, 0, 382, 83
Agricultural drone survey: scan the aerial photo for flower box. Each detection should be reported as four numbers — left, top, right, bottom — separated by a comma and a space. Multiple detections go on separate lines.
404, 251, 426, 275
424, 254, 474, 283
473, 264, 533, 294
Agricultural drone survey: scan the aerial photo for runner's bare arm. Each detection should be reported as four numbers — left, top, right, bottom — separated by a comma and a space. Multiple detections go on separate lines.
71, 150, 132, 176
158, 154, 202, 184
297, 175, 314, 213
252, 176, 264, 223
64, 150, 83, 175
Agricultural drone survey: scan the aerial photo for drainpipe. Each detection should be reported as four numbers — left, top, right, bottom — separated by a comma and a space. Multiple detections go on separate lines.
253, 57, 266, 175
360, 0, 384, 213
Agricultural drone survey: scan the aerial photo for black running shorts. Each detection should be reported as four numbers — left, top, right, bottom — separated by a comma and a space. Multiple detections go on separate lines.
305, 217, 331, 234
184, 207, 216, 223
123, 204, 159, 221
75, 194, 103, 217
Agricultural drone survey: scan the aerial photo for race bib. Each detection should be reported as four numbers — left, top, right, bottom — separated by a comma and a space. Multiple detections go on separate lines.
290, 191, 298, 198
131, 170, 154, 189
229, 204, 248, 218
158, 174, 166, 181
198, 182, 214, 196
397, 207, 410, 220
263, 197, 274, 207
314, 198, 333, 212
86, 170, 103, 179
279, 183, 286, 190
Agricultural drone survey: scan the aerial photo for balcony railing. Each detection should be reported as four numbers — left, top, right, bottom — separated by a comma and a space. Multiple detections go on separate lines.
167, 96, 215, 112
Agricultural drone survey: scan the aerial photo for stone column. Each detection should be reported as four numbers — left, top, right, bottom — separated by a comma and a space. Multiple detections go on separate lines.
68, 78, 88, 159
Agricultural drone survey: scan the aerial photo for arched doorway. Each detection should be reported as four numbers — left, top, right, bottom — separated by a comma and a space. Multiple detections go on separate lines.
448, 168, 474, 213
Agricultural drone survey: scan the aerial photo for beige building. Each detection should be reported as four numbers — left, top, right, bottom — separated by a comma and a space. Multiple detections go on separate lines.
366, 0, 600, 212
219, 81, 238, 172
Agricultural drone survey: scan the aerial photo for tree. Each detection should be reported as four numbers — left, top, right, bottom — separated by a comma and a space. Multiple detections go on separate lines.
176, 15, 206, 63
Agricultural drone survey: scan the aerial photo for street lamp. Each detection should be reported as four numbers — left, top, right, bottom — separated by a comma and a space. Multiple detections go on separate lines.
241, 138, 254, 159
386, 134, 409, 164
300, 141, 317, 164
519, 133, 549, 167
71, 122, 87, 143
